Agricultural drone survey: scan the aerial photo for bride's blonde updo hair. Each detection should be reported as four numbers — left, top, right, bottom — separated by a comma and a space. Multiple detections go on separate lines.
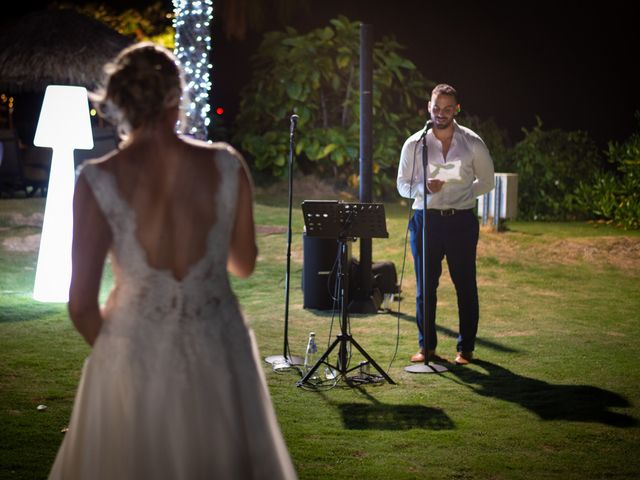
94, 42, 186, 136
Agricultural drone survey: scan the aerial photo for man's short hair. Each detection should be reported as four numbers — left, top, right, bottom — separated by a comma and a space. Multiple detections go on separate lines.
431, 83, 458, 102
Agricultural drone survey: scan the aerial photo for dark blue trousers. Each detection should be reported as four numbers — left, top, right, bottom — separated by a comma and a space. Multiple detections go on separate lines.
408, 209, 479, 353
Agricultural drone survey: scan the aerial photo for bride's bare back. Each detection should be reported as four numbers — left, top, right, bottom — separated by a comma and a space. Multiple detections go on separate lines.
69, 134, 256, 345
103, 138, 222, 281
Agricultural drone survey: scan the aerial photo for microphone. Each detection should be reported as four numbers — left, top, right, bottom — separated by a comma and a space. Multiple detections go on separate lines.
290, 114, 299, 134
419, 119, 432, 139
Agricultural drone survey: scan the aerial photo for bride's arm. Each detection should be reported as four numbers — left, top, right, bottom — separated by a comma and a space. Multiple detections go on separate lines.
68, 174, 112, 346
228, 155, 257, 278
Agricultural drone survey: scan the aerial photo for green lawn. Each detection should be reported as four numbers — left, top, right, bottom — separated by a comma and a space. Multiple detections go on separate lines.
1, 195, 639, 479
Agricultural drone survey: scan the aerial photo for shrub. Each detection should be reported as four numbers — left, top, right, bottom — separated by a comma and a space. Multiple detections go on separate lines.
457, 113, 512, 172
511, 118, 601, 220
576, 118, 640, 229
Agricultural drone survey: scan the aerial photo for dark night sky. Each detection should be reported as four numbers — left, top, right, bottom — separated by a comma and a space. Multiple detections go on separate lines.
7, 0, 639, 148
212, 0, 639, 149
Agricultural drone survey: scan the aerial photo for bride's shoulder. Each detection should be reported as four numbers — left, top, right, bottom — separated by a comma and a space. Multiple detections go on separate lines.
185, 137, 239, 154
211, 143, 245, 171
180, 137, 245, 167
76, 149, 120, 178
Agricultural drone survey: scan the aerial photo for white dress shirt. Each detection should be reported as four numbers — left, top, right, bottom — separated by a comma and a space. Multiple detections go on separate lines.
397, 121, 495, 210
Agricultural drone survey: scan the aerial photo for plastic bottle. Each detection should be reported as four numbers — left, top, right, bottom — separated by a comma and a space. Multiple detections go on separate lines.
304, 332, 319, 379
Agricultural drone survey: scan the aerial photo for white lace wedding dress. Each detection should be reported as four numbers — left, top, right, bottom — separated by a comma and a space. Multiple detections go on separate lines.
49, 151, 297, 479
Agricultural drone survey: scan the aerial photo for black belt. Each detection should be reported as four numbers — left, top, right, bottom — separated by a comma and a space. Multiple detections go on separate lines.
425, 208, 472, 216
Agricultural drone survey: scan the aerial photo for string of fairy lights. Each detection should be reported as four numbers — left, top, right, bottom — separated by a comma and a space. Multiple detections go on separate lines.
172, 0, 213, 140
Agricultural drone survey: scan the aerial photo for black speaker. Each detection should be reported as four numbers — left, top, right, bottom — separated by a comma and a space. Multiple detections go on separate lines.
372, 261, 399, 295
302, 234, 342, 310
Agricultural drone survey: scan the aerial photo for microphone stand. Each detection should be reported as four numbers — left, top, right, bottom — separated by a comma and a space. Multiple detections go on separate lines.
265, 115, 304, 369
405, 120, 447, 374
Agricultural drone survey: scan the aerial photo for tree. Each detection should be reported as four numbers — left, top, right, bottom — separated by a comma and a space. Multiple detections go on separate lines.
173, 0, 213, 140
233, 16, 433, 196
53, 1, 175, 47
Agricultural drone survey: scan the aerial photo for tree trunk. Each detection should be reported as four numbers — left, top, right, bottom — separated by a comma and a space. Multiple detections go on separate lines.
320, 88, 328, 128
341, 64, 354, 127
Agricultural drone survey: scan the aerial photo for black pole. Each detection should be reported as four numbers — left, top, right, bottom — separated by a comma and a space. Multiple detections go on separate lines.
351, 23, 378, 314
282, 115, 297, 358
421, 134, 429, 366
359, 23, 373, 204
404, 132, 447, 375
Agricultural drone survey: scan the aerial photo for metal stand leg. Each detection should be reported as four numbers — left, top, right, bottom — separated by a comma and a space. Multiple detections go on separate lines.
298, 238, 395, 386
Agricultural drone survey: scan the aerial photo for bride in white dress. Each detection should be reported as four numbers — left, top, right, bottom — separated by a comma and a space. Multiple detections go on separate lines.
48, 42, 297, 480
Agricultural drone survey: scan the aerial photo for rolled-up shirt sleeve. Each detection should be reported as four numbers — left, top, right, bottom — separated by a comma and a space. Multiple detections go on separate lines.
471, 140, 495, 198
397, 134, 423, 203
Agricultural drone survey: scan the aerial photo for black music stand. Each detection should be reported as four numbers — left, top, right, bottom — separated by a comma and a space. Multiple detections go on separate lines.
298, 200, 395, 387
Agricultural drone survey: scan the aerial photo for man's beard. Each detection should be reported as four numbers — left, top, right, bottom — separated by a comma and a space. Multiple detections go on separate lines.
433, 117, 453, 129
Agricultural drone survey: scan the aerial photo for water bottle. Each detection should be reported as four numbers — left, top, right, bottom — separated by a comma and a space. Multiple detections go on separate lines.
304, 332, 319, 380
359, 361, 370, 377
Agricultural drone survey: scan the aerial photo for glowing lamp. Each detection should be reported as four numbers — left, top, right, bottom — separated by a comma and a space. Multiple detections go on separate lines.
33, 86, 93, 302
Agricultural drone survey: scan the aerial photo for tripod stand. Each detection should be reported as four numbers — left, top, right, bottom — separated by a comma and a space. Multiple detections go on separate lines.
298, 201, 395, 387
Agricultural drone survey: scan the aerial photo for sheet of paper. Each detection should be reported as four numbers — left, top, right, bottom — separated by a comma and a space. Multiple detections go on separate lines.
427, 160, 463, 184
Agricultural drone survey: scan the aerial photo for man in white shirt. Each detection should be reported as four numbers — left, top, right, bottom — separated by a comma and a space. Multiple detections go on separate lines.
397, 84, 494, 365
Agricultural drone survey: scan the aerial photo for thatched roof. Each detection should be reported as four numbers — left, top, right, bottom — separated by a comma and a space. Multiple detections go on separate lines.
0, 9, 133, 93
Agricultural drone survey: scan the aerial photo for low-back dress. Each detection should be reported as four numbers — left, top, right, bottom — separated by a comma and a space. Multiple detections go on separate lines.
48, 147, 297, 480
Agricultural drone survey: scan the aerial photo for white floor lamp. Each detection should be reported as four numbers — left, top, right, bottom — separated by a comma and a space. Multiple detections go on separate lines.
32, 85, 93, 302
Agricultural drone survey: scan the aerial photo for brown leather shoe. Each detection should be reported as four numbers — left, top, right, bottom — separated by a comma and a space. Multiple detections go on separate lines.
411, 349, 442, 363
410, 350, 425, 362
455, 351, 473, 365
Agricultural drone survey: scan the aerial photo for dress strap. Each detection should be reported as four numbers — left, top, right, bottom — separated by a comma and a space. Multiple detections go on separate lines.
79, 162, 130, 235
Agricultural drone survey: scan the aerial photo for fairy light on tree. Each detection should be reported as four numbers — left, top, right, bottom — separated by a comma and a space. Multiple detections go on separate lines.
172, 0, 213, 140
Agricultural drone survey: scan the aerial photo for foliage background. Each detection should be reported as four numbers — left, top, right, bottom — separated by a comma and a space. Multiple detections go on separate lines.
54, 1, 175, 47
576, 117, 640, 230
233, 16, 432, 197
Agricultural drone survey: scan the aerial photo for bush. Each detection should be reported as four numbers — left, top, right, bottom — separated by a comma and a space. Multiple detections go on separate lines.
233, 16, 432, 197
576, 119, 640, 229
511, 118, 601, 220
457, 113, 512, 172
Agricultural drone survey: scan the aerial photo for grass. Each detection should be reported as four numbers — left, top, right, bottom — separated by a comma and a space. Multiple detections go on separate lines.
1, 194, 639, 479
